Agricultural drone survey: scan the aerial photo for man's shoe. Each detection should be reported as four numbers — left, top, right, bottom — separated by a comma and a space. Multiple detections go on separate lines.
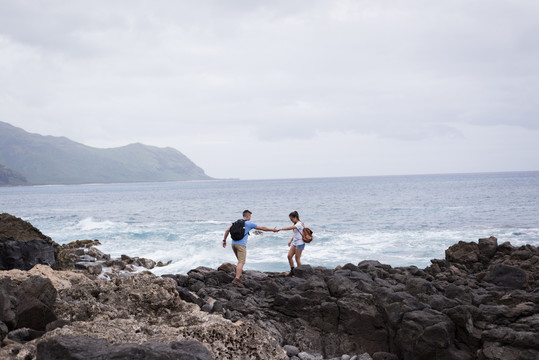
231, 278, 245, 288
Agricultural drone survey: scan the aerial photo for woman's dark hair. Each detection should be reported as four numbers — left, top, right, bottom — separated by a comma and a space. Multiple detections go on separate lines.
289, 211, 300, 220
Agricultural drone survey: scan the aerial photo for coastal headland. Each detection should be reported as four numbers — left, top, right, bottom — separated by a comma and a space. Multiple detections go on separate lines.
0, 213, 537, 359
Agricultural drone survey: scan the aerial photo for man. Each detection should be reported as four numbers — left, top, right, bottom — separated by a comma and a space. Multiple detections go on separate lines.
223, 210, 279, 287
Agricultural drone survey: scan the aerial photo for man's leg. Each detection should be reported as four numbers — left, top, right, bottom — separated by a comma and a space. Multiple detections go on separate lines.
231, 245, 247, 286
235, 261, 244, 279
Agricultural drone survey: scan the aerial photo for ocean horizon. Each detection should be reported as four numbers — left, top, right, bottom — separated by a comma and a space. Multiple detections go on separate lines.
1, 170, 538, 274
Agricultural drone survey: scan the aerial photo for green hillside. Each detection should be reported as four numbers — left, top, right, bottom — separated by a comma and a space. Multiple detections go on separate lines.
0, 164, 28, 186
0, 121, 212, 185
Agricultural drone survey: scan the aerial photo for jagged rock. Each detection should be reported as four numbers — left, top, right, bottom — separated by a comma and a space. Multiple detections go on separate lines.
445, 241, 480, 266
478, 236, 498, 259
0, 275, 58, 334
175, 239, 538, 360
0, 277, 18, 330
372, 353, 398, 360
0, 213, 61, 271
0, 264, 91, 290
298, 352, 316, 360
284, 344, 300, 357
0, 239, 56, 271
293, 264, 315, 278
483, 264, 528, 289
358, 354, 374, 360
479, 341, 538, 360
217, 262, 236, 273
0, 321, 8, 342
7, 327, 45, 343
0, 270, 287, 360
0, 213, 54, 245
0, 218, 537, 360
15, 276, 57, 331
74, 261, 103, 275
36, 335, 214, 360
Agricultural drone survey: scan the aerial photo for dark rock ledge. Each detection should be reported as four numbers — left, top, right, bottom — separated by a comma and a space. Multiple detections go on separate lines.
1, 213, 538, 359
1, 213, 170, 277
164, 236, 538, 360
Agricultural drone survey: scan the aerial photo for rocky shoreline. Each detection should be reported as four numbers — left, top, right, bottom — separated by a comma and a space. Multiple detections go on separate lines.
1, 213, 538, 359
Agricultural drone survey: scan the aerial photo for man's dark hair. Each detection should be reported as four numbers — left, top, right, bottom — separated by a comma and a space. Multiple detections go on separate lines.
243, 210, 252, 217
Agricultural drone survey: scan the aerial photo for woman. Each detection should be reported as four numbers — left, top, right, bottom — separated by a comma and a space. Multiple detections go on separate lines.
279, 211, 305, 275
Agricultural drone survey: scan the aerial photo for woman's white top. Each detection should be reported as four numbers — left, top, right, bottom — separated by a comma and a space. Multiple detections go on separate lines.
292, 222, 305, 246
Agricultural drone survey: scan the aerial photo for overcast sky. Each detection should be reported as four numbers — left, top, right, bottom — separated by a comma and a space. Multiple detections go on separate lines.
1, 1, 538, 179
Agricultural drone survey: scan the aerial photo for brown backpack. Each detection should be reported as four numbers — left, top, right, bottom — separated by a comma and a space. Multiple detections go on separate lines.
300, 223, 313, 243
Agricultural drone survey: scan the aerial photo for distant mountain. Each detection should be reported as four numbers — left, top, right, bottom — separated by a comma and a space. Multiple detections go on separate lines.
0, 164, 27, 186
0, 121, 212, 185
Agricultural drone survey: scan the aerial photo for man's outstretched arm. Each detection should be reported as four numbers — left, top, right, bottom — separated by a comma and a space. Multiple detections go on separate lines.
256, 226, 279, 232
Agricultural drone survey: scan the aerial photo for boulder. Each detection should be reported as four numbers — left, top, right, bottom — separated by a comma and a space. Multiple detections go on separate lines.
7, 327, 45, 343
33, 273, 287, 360
0, 277, 18, 330
372, 353, 398, 360
217, 262, 236, 273
15, 276, 57, 331
1, 275, 57, 333
74, 261, 103, 275
0, 213, 61, 270
293, 264, 315, 278
483, 264, 528, 289
478, 236, 498, 259
284, 344, 301, 357
0, 321, 8, 342
0, 213, 54, 245
37, 336, 214, 360
0, 239, 56, 270
445, 241, 480, 266
357, 355, 373, 360
1, 217, 537, 360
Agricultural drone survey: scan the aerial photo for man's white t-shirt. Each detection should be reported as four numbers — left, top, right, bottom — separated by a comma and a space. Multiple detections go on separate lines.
292, 222, 305, 246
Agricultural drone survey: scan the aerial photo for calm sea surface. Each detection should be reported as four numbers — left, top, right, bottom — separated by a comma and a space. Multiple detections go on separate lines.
1, 172, 538, 274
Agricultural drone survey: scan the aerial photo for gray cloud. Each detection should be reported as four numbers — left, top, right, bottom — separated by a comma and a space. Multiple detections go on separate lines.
0, 0, 537, 178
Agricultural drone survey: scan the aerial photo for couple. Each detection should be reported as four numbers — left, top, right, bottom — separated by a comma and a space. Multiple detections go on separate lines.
222, 210, 307, 287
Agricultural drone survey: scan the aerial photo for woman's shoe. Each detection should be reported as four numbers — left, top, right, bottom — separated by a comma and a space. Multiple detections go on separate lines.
288, 268, 295, 277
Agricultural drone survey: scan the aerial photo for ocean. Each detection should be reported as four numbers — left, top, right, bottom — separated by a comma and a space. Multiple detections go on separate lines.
1, 172, 538, 274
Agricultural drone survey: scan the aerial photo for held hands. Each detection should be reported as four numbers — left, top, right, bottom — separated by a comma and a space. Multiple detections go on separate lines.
272, 227, 280, 233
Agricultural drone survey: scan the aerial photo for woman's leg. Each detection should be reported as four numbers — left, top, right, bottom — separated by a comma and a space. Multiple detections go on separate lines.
287, 246, 296, 267
294, 249, 303, 267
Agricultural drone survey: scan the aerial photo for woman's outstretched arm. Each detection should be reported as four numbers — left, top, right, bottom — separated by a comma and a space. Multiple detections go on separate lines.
279, 225, 296, 231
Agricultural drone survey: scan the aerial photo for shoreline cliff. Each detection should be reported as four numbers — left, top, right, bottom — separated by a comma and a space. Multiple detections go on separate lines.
0, 213, 537, 360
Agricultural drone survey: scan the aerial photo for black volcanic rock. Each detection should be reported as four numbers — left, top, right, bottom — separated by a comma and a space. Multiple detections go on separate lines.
0, 216, 537, 360
15, 276, 57, 331
0, 276, 57, 338
483, 263, 528, 289
174, 238, 538, 360
0, 213, 54, 245
0, 213, 58, 270
36, 336, 214, 360
0, 239, 56, 271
